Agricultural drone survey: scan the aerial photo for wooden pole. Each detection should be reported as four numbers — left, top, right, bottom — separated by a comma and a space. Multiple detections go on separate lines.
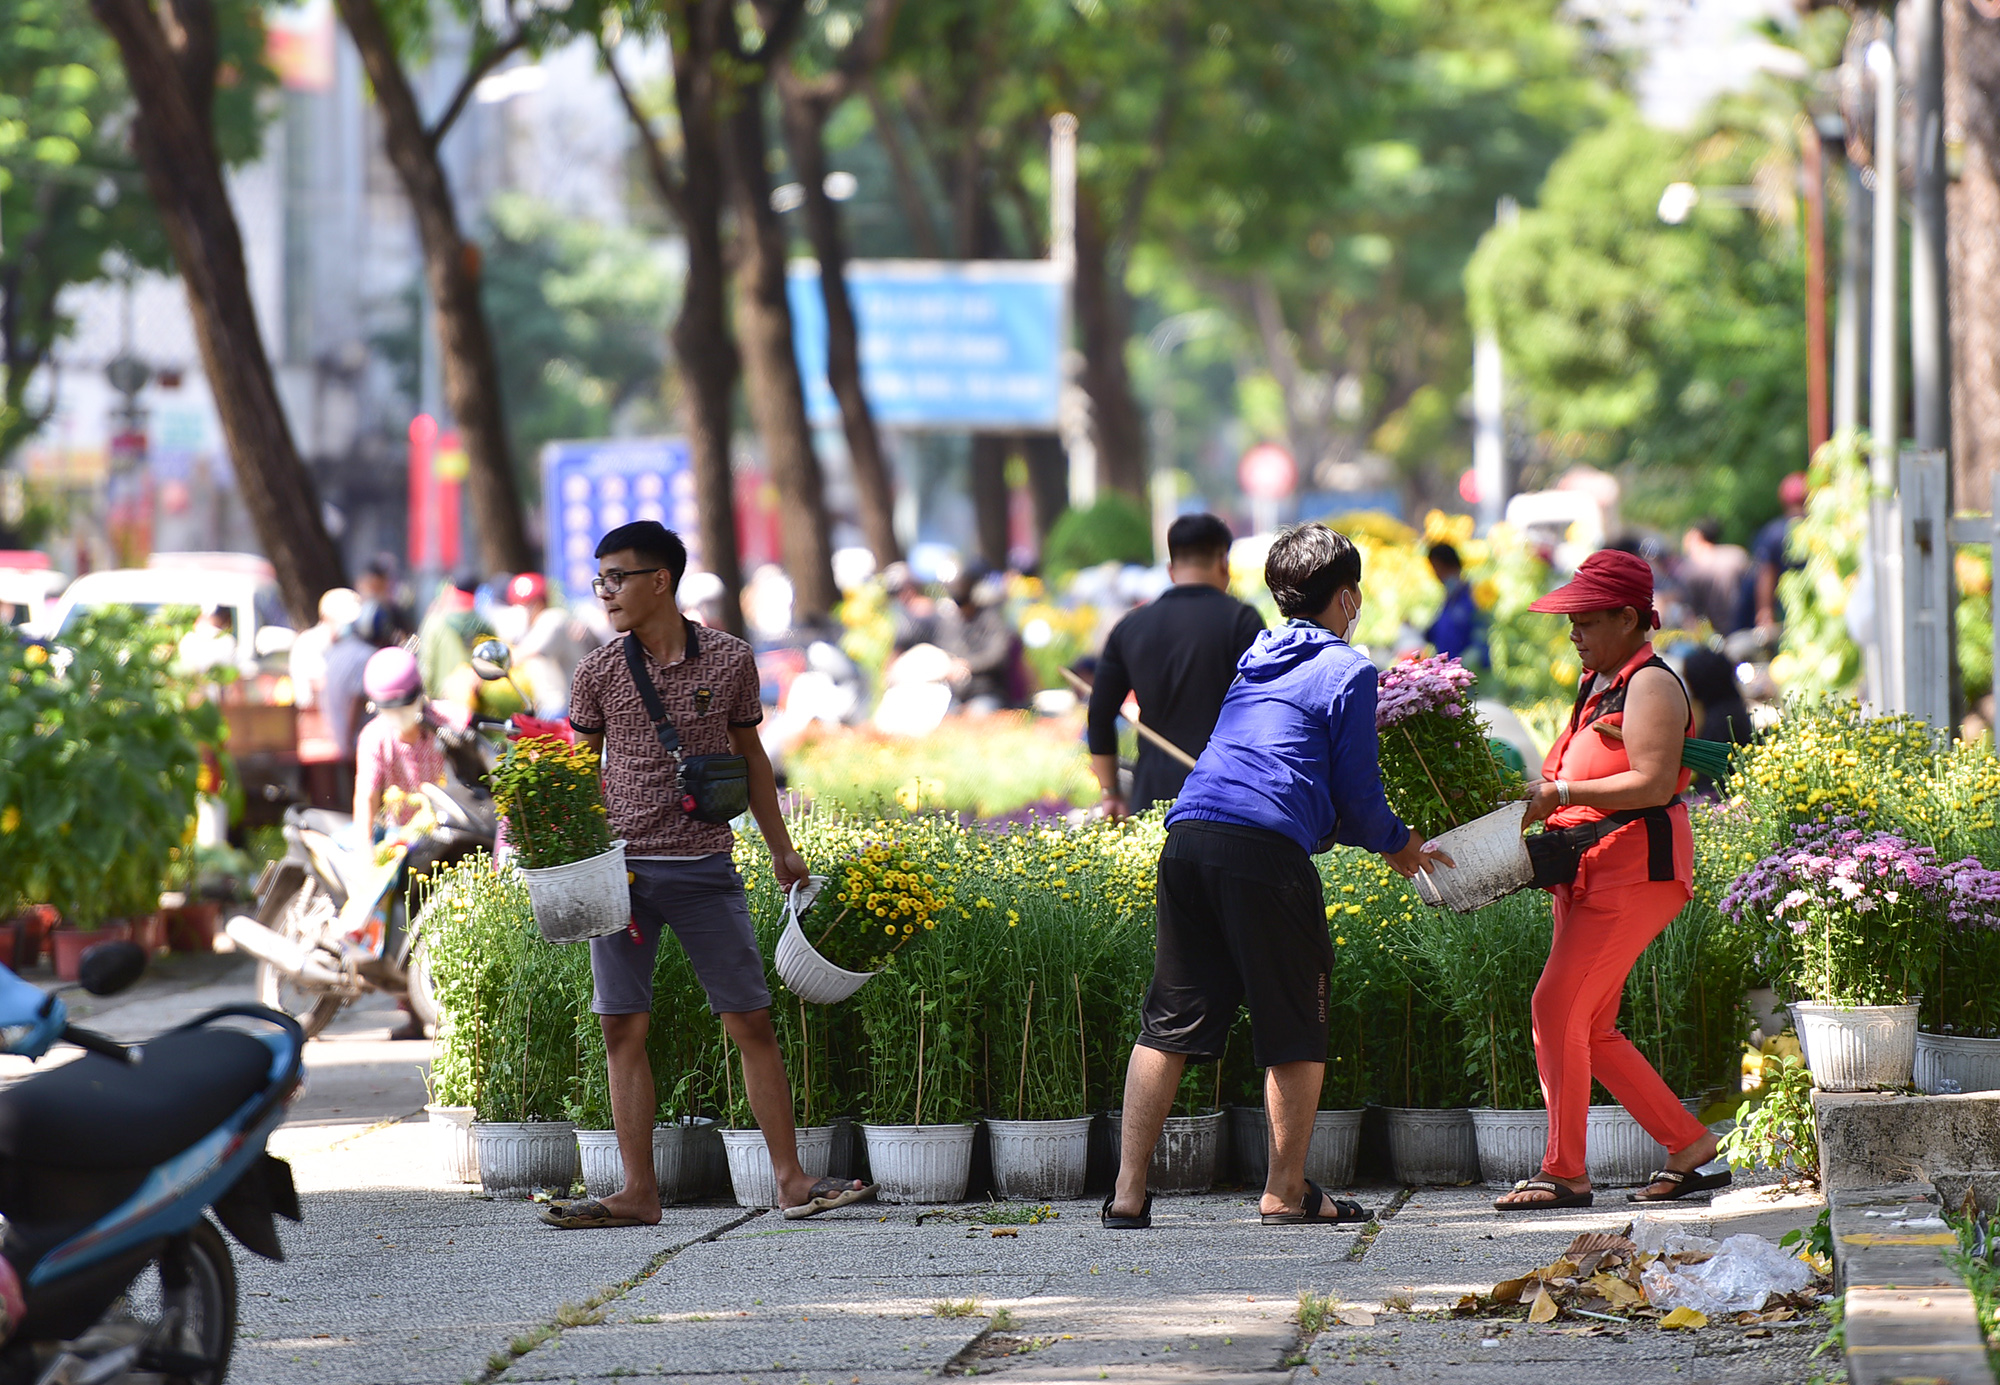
1061, 667, 1198, 770
1803, 118, 1831, 460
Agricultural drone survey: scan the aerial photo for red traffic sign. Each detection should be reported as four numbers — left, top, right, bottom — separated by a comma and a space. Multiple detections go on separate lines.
1238, 443, 1298, 500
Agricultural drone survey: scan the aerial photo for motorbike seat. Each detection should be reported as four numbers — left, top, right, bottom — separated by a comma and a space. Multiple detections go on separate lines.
291, 807, 354, 839
0, 1028, 273, 1171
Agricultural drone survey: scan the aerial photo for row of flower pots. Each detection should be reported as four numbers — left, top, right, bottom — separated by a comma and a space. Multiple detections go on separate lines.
426, 1100, 1711, 1203
1789, 1002, 2000, 1095
2, 902, 223, 980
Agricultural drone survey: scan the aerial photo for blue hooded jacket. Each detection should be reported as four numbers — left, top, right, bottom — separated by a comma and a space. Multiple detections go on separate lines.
1165, 621, 1409, 857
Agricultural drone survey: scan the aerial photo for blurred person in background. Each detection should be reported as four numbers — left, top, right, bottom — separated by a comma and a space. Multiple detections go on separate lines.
1740, 472, 1808, 635
942, 565, 1019, 714
1087, 514, 1263, 817
1677, 521, 1747, 636
288, 587, 362, 709
884, 563, 940, 654
323, 601, 394, 762
1680, 646, 1753, 796
507, 572, 601, 718
357, 555, 416, 643
1422, 542, 1486, 666
416, 573, 495, 696
175, 606, 241, 676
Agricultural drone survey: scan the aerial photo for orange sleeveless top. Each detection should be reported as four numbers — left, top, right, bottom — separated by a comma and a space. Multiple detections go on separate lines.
1539, 643, 1694, 901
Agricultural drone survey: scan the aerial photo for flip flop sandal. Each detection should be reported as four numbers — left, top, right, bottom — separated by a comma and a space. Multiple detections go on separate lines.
1101, 1191, 1154, 1230
1262, 1178, 1371, 1226
782, 1177, 880, 1220
1627, 1167, 1733, 1203
537, 1198, 649, 1229
1493, 1178, 1594, 1212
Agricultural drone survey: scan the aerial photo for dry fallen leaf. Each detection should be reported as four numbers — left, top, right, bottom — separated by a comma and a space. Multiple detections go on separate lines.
1538, 1259, 1581, 1280
990, 1228, 1018, 1238
1659, 1307, 1709, 1330
1491, 1277, 1533, 1305
1588, 1272, 1645, 1309
1454, 1295, 1481, 1315
1337, 1307, 1376, 1327
1566, 1232, 1637, 1258
1528, 1290, 1559, 1325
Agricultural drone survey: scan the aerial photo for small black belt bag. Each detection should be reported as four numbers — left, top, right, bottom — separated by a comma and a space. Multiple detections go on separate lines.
622, 635, 751, 826
1525, 800, 1681, 889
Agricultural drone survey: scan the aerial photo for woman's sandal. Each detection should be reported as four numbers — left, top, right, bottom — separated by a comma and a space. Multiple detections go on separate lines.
1627, 1167, 1733, 1203
1493, 1178, 1595, 1212
782, 1177, 880, 1220
1261, 1178, 1371, 1226
537, 1198, 650, 1229
1101, 1191, 1154, 1230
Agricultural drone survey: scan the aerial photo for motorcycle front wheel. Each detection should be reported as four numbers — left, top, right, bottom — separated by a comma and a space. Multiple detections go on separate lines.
405, 934, 439, 1029
255, 876, 344, 1039
119, 1217, 237, 1385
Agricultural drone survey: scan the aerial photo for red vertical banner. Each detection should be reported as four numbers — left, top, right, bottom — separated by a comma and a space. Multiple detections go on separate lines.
433, 430, 466, 572
408, 414, 436, 571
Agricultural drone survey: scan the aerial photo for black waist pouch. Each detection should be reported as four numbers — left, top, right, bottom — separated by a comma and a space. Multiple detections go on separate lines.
623, 635, 751, 826
1525, 801, 1681, 888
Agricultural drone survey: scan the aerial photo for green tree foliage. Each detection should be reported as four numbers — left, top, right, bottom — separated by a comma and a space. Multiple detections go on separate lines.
479, 195, 677, 470
1466, 99, 1811, 541
1040, 493, 1152, 583
0, 0, 266, 462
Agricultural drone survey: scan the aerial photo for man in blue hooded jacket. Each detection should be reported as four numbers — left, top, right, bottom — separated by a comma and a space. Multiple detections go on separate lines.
1102, 524, 1452, 1230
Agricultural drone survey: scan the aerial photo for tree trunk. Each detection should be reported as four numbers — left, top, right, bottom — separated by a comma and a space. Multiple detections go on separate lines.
1073, 190, 1147, 501
776, 76, 902, 569
721, 85, 839, 622
969, 433, 1010, 568
1022, 431, 1069, 550
1949, 0, 2000, 508
88, 0, 345, 622
333, 0, 531, 578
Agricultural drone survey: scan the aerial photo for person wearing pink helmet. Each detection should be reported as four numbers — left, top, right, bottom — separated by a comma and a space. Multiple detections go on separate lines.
353, 646, 446, 835
507, 571, 601, 718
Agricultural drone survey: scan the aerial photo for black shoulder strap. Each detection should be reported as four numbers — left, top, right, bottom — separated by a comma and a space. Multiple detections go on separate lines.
622, 634, 682, 756
1577, 653, 1690, 733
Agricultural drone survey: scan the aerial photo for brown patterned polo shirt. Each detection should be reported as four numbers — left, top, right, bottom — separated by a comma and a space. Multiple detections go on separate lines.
567, 620, 763, 856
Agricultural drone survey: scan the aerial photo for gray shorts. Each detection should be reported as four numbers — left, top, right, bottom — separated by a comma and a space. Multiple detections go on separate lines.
589, 855, 772, 1016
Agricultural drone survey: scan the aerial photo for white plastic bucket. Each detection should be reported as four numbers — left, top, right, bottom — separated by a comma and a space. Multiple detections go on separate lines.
520, 840, 630, 945
1792, 1001, 1920, 1091
426, 1103, 478, 1184
1305, 1109, 1366, 1188
576, 1128, 624, 1198
651, 1122, 689, 1203
861, 1123, 978, 1204
1107, 1110, 1225, 1194
1229, 1106, 1270, 1186
473, 1121, 578, 1198
773, 876, 876, 1004
986, 1117, 1091, 1200
1915, 1031, 2000, 1094
719, 1125, 834, 1208
1413, 803, 1534, 913
1384, 1107, 1479, 1185
1471, 1107, 1548, 1190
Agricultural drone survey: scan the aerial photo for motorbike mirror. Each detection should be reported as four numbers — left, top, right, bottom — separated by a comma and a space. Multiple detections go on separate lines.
471, 640, 512, 681
77, 940, 147, 997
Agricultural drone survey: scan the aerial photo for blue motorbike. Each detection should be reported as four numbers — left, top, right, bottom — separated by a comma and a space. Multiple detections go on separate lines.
0, 942, 305, 1385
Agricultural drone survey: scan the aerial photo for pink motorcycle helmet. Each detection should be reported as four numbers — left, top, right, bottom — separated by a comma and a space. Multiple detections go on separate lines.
363, 647, 424, 708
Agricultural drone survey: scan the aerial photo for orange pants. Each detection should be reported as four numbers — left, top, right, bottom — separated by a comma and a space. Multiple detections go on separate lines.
1532, 879, 1709, 1180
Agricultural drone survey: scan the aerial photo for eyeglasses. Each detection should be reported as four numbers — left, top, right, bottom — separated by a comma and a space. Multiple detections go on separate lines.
592, 568, 665, 597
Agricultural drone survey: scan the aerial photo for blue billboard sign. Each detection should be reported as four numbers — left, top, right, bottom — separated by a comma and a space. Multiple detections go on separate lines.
540, 437, 697, 603
787, 260, 1065, 430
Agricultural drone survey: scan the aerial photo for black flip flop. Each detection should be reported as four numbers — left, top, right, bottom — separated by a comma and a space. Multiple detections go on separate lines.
783, 1176, 880, 1220
537, 1198, 649, 1229
1262, 1178, 1371, 1226
1493, 1177, 1594, 1212
1101, 1191, 1154, 1229
1627, 1167, 1733, 1203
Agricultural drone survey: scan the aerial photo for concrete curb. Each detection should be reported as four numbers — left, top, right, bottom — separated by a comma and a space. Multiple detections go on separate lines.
1830, 1182, 1990, 1385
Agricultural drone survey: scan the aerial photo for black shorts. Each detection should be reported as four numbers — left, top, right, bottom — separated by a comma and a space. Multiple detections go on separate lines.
1139, 819, 1332, 1069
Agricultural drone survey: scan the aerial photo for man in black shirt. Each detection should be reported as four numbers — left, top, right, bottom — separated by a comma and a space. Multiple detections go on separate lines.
1087, 514, 1264, 816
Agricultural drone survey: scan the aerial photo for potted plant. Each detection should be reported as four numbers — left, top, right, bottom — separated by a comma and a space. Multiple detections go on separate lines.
1915, 860, 2000, 1093
859, 940, 979, 1204
490, 735, 626, 945
569, 1005, 624, 1198
774, 841, 945, 1002
1375, 977, 1482, 1186
1722, 817, 1948, 1091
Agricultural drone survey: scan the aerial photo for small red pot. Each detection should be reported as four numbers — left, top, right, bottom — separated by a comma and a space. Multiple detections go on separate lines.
166, 902, 221, 954
129, 912, 169, 954
9, 906, 58, 970
50, 923, 134, 983
0, 923, 17, 972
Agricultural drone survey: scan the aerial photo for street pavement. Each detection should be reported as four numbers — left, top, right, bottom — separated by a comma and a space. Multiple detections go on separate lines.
9, 956, 1837, 1385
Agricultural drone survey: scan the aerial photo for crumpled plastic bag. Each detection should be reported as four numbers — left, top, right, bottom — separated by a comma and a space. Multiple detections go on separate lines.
1628, 1212, 1720, 1260
1641, 1233, 1814, 1315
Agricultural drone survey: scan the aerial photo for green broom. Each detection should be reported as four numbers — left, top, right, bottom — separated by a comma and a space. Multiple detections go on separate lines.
1593, 721, 1739, 779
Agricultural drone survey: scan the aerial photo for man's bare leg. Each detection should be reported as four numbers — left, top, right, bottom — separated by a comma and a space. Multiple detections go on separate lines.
1260, 1060, 1325, 1216
595, 1012, 662, 1224
1110, 1044, 1187, 1219
722, 1008, 865, 1210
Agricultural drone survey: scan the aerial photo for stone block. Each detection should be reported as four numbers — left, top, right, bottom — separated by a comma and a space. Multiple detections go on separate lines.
1933, 1168, 2000, 1216
1814, 1090, 2000, 1189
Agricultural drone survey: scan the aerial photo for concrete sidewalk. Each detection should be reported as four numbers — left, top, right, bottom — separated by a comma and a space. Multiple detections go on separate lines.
236, 1115, 1833, 1385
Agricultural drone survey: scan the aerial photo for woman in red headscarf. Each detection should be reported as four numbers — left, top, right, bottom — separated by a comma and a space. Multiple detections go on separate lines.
1493, 549, 1727, 1210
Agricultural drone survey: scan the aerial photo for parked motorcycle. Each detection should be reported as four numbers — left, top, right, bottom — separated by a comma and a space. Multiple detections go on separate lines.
0, 940, 305, 1385
224, 642, 533, 1038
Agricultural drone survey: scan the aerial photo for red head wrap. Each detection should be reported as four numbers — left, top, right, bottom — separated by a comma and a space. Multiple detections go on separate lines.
1527, 548, 1661, 629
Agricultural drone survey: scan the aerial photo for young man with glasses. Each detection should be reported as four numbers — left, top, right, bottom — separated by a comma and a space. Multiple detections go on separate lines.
538, 521, 875, 1228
